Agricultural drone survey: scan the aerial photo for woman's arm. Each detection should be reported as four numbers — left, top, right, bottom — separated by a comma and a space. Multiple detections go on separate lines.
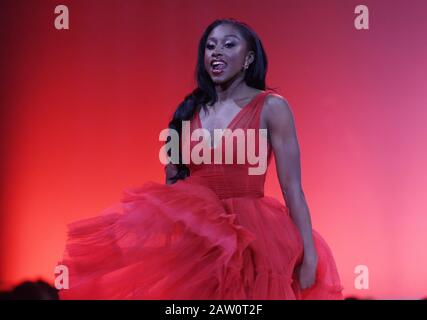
165, 163, 178, 185
264, 95, 318, 289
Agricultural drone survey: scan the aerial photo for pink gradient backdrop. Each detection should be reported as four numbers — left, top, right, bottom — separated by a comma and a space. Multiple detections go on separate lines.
1, 0, 426, 299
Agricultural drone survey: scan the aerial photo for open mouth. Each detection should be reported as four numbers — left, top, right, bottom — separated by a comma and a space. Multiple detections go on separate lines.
211, 60, 227, 74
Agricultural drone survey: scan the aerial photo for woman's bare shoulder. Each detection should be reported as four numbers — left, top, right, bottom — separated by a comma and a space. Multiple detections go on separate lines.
262, 92, 294, 127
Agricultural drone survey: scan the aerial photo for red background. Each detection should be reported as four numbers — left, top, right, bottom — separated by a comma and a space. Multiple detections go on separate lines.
1, 0, 426, 299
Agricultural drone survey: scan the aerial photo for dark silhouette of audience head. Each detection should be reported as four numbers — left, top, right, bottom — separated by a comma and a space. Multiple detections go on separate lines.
0, 280, 58, 300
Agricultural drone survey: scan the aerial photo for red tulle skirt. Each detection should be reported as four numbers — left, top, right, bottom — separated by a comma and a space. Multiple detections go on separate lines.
59, 176, 344, 299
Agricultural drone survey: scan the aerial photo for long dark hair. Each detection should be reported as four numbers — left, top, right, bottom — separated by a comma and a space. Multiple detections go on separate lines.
166, 18, 275, 183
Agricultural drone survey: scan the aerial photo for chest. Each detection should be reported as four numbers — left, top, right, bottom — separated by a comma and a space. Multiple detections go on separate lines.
195, 100, 270, 146
198, 101, 243, 137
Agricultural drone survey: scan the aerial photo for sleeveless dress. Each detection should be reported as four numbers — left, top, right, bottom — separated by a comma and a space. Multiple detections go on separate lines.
58, 90, 344, 299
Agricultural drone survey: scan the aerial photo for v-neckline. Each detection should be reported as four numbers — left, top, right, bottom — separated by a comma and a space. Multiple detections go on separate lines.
196, 90, 265, 149
196, 90, 265, 148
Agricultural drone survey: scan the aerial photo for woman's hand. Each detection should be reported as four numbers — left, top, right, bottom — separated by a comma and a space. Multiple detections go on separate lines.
297, 252, 318, 290
165, 163, 178, 185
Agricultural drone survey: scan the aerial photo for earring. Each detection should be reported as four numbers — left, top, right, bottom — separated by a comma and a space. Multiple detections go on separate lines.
244, 62, 249, 70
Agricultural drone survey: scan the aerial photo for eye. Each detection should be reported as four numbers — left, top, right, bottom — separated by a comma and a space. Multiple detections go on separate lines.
206, 42, 235, 50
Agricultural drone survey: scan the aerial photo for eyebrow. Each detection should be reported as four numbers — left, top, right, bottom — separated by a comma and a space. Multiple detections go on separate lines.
207, 34, 240, 41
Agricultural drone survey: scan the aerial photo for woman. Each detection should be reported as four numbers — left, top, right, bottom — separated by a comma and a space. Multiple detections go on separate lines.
59, 18, 344, 300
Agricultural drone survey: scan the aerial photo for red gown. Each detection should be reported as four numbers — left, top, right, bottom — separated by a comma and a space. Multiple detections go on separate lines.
59, 90, 344, 299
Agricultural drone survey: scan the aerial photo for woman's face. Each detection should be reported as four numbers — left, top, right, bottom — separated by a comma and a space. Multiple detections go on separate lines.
204, 24, 253, 84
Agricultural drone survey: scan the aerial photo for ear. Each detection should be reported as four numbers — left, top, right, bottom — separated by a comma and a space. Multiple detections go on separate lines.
246, 51, 255, 64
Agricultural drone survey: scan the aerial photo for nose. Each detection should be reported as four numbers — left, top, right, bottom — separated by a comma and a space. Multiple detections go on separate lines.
212, 46, 223, 57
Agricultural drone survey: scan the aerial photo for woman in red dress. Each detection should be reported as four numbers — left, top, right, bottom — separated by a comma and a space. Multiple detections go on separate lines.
59, 18, 344, 299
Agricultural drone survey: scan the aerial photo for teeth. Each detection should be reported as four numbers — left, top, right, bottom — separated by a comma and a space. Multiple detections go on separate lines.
212, 61, 226, 72
212, 61, 225, 67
